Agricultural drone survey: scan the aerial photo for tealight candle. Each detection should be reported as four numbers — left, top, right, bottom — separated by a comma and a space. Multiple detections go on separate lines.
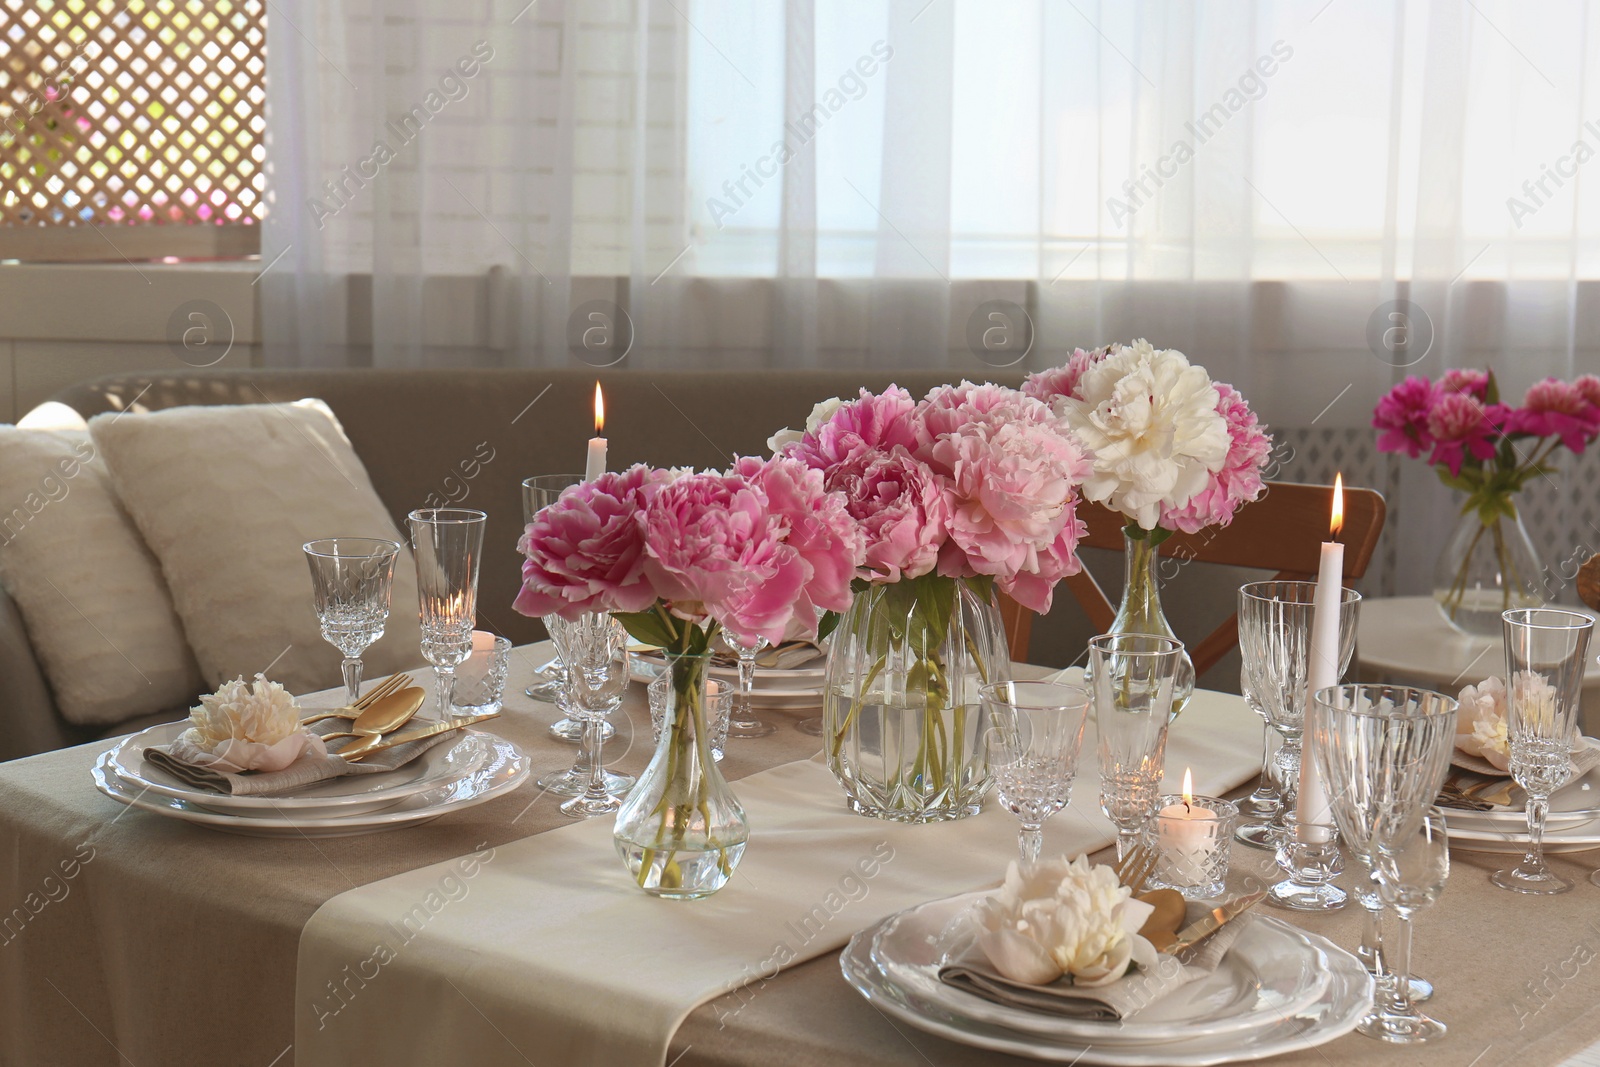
1152, 769, 1239, 899
451, 631, 511, 716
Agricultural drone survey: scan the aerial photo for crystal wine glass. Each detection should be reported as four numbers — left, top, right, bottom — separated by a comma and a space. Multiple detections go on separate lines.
1495, 607, 1593, 895
982, 681, 1091, 865
1311, 683, 1457, 1044
303, 538, 401, 705
1370, 807, 1451, 1043
522, 474, 608, 745
719, 630, 776, 739
1088, 633, 1185, 861
407, 508, 485, 720
548, 613, 631, 818
1237, 581, 1361, 842
1236, 713, 1284, 849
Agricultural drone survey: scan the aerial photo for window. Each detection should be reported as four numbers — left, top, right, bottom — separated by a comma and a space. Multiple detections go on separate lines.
0, 0, 265, 261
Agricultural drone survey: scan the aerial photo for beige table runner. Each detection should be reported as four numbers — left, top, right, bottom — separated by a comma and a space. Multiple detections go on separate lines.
293, 688, 1262, 1067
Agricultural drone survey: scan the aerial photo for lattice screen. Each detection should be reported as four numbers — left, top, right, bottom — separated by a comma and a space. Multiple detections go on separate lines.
0, 0, 265, 234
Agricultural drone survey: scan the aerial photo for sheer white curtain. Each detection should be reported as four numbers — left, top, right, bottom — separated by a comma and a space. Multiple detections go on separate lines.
262, 0, 1600, 592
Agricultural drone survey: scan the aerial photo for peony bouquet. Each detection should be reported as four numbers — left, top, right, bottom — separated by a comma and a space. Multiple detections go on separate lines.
1374, 370, 1600, 626
513, 458, 864, 888
770, 381, 1090, 817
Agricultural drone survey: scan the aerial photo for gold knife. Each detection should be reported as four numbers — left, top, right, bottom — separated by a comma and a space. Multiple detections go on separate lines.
1168, 889, 1267, 955
336, 714, 499, 761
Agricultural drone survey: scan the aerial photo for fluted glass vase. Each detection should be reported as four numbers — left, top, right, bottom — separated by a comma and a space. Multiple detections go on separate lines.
1112, 529, 1196, 717
614, 650, 748, 899
824, 574, 1010, 822
1432, 501, 1541, 637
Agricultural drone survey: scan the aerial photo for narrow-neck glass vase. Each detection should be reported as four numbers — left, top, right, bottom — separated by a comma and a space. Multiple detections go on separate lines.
614, 650, 748, 899
1113, 530, 1196, 716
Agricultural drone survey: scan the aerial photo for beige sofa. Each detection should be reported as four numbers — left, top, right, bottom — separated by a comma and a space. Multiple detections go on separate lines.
8, 366, 1099, 759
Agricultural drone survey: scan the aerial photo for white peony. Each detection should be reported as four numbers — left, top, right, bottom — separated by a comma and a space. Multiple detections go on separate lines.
1056, 340, 1229, 530
1455, 675, 1509, 770
973, 855, 1157, 987
767, 396, 847, 455
182, 674, 324, 773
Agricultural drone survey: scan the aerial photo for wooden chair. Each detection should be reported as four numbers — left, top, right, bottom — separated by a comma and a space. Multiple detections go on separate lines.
998, 482, 1387, 669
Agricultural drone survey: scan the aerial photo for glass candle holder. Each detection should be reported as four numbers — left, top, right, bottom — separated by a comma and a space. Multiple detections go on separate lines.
452, 631, 512, 715
1149, 792, 1239, 899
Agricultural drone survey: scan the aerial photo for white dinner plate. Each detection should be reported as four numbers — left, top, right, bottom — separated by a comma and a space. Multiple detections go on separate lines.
1443, 817, 1600, 854
841, 913, 1371, 1065
109, 720, 493, 818
867, 893, 1331, 1048
629, 655, 824, 709
91, 732, 529, 838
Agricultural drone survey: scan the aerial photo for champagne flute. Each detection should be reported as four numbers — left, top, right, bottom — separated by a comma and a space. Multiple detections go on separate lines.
1371, 807, 1451, 1043
719, 630, 776, 739
1088, 633, 1184, 861
303, 538, 401, 704
982, 681, 1091, 865
1494, 608, 1593, 895
408, 508, 485, 720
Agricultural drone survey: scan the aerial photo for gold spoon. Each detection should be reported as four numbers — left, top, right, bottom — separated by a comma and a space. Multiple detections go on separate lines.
320, 687, 426, 743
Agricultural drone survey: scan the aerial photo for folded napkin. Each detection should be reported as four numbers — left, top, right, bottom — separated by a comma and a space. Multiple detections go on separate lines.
938, 902, 1252, 1022
143, 715, 458, 797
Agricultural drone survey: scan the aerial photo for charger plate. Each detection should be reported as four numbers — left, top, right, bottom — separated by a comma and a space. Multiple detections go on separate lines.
842, 893, 1371, 1065
91, 732, 528, 838
109, 720, 492, 819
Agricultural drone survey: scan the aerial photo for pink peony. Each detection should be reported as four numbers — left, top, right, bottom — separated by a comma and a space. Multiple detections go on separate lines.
639, 471, 808, 647
1021, 348, 1105, 405
729, 454, 864, 634
1576, 375, 1600, 410
1424, 392, 1507, 476
1159, 384, 1272, 534
786, 386, 920, 470
1439, 368, 1490, 398
513, 465, 671, 619
915, 384, 1090, 613
824, 446, 951, 582
1508, 378, 1600, 451
1373, 376, 1440, 458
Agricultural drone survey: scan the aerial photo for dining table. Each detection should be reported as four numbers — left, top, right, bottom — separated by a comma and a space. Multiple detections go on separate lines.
4, 641, 1600, 1067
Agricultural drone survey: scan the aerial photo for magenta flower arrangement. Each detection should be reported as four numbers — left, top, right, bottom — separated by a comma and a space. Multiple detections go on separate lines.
1373, 369, 1600, 631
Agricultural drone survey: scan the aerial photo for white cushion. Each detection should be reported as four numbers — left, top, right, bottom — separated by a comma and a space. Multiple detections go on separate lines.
0, 427, 205, 726
89, 400, 425, 696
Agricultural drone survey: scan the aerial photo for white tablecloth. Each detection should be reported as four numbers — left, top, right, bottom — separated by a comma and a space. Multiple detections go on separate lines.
293, 689, 1263, 1067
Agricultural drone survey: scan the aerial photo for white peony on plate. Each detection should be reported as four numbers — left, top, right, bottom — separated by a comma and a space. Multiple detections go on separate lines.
109, 720, 493, 819
842, 899, 1371, 1065
866, 892, 1332, 1048
91, 732, 529, 838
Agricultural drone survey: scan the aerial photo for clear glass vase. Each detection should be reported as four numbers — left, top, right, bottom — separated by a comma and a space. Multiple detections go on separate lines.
613, 650, 748, 899
1113, 529, 1196, 715
824, 574, 1010, 822
1432, 503, 1542, 637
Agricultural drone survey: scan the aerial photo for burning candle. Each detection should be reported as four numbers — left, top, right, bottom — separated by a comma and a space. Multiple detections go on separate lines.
1297, 474, 1344, 842
1153, 769, 1238, 899
585, 382, 607, 482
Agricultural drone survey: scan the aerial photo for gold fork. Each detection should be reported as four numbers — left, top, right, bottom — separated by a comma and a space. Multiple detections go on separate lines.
1114, 841, 1160, 895
299, 672, 412, 724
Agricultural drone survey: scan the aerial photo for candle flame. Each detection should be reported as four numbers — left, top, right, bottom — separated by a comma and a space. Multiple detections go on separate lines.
1181, 767, 1194, 808
593, 382, 605, 435
1330, 473, 1344, 540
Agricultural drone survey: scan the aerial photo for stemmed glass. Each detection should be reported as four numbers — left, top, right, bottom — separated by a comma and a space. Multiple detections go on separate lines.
407, 508, 485, 720
982, 681, 1091, 865
547, 613, 631, 818
1495, 607, 1593, 895
1311, 683, 1457, 1044
1088, 633, 1185, 861
1371, 807, 1451, 1042
719, 631, 776, 739
303, 538, 401, 705
522, 475, 606, 745
1237, 581, 1360, 842
1236, 710, 1284, 848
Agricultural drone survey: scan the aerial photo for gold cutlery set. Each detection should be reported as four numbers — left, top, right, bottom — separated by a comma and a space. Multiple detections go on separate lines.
300, 672, 495, 761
